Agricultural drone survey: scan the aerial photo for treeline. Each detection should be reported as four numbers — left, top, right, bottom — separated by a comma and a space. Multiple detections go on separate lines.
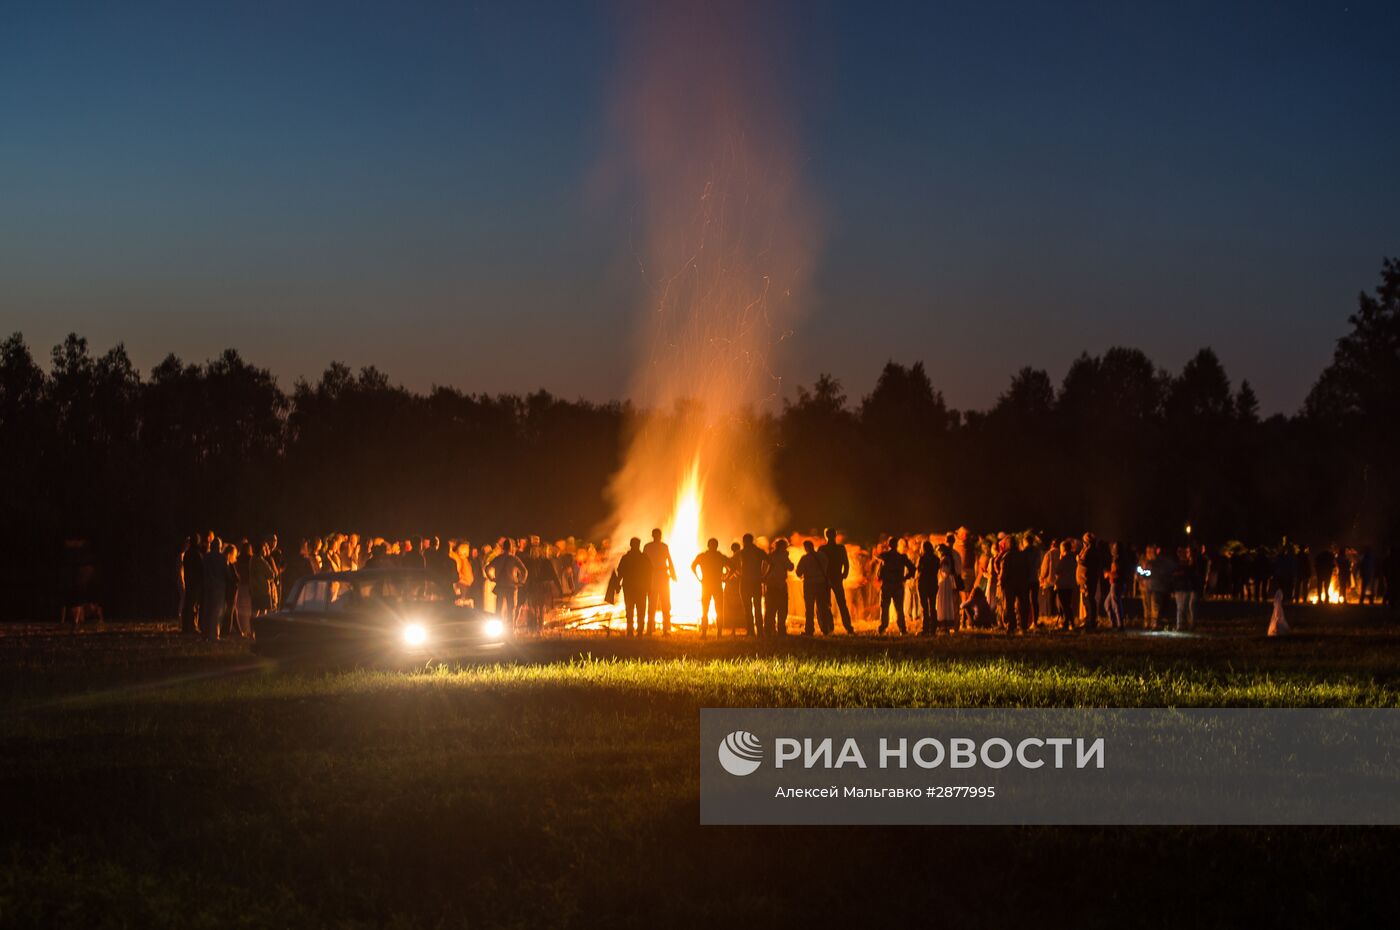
1, 258, 1396, 619
780, 258, 1399, 548
0, 340, 626, 619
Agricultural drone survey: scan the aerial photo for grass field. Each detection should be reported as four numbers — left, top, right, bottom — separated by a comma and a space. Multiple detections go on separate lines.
2, 600, 1398, 928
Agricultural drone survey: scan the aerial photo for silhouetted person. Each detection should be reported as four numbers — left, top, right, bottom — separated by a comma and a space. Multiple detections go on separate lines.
362, 542, 391, 572
796, 539, 832, 635
691, 538, 729, 637
875, 539, 915, 634
643, 528, 676, 635
1141, 544, 1175, 630
1171, 546, 1194, 630
551, 541, 576, 598
396, 537, 421, 571
820, 528, 855, 633
1053, 538, 1079, 630
486, 538, 527, 626
1360, 546, 1377, 605
1023, 534, 1044, 627
915, 541, 939, 635
962, 585, 994, 628
523, 543, 559, 633
1293, 546, 1312, 604
425, 537, 457, 591
1104, 541, 1131, 629
322, 535, 342, 572
986, 536, 1006, 619
180, 534, 203, 635
1187, 545, 1207, 627
763, 539, 793, 635
724, 542, 744, 633
998, 536, 1033, 636
231, 540, 253, 636
942, 532, 961, 578
201, 535, 227, 642
252, 540, 277, 615
266, 533, 285, 592
954, 527, 976, 597
738, 534, 766, 636
1039, 539, 1060, 622
615, 537, 652, 636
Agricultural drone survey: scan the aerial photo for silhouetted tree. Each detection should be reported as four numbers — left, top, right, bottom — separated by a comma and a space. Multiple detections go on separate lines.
1054, 348, 1169, 538
974, 367, 1057, 528
1163, 349, 1248, 538
1303, 257, 1400, 540
858, 361, 955, 530
776, 374, 862, 531
0, 335, 54, 617
1234, 380, 1260, 424
991, 367, 1054, 426
1167, 349, 1233, 425
1305, 257, 1400, 428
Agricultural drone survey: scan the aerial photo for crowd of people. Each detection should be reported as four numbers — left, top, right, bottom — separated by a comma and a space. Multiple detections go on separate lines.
603, 529, 1396, 638
172, 531, 600, 640
161, 526, 1397, 641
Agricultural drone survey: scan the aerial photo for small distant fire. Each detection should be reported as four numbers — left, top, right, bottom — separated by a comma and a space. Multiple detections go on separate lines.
1307, 575, 1344, 605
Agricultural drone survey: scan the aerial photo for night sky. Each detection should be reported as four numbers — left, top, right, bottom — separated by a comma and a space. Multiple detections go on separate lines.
3, 0, 1396, 413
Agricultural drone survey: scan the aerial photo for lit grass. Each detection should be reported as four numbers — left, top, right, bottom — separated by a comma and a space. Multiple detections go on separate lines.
2, 610, 1400, 929
46, 654, 1396, 711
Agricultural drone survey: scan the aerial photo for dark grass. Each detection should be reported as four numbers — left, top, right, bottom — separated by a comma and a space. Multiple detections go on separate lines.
2, 600, 1399, 928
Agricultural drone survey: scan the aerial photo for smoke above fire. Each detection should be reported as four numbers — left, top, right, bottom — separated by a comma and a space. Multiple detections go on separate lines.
600, 1, 819, 575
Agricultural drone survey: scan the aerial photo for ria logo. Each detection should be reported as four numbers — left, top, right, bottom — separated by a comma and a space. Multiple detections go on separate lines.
718, 730, 764, 776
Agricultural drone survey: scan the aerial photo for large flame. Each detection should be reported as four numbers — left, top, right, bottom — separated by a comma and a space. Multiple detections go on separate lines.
572, 1, 817, 631
667, 457, 706, 617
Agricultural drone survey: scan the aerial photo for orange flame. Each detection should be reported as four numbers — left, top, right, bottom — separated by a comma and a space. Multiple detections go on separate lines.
576, 2, 819, 632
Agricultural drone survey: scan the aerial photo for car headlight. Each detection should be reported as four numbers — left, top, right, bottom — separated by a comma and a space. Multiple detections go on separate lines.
483, 618, 505, 639
402, 622, 428, 647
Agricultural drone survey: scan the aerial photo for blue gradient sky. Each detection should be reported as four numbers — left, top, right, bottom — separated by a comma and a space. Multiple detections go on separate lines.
3, 0, 1396, 412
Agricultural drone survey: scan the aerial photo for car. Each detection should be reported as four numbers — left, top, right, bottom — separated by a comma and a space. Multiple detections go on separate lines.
252, 569, 508, 659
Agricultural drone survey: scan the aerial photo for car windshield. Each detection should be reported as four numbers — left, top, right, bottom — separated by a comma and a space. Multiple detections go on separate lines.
292, 580, 353, 613
328, 574, 448, 609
